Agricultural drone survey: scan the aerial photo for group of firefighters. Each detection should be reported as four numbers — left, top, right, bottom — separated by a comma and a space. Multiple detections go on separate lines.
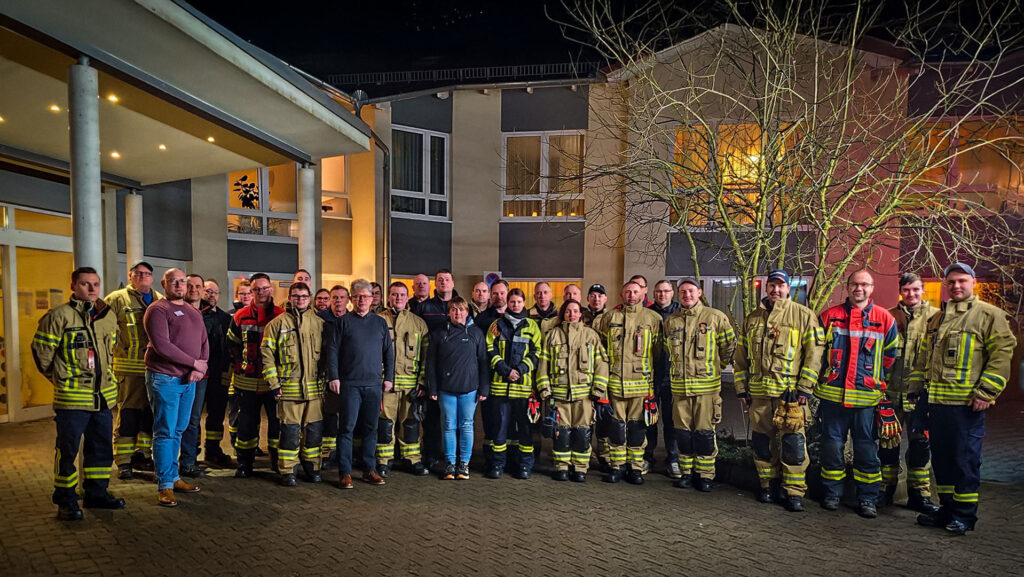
33, 260, 1015, 536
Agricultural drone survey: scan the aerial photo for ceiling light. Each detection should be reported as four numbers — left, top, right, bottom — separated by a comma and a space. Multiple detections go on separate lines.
158, 144, 167, 151
107, 94, 119, 103
0, 115, 5, 122
49, 104, 61, 113
207, 136, 215, 143
110, 151, 121, 159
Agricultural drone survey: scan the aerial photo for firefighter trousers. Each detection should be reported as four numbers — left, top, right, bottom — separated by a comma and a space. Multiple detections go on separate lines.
234, 390, 280, 468
878, 392, 932, 497
552, 398, 594, 472
673, 392, 721, 480
277, 398, 323, 472
53, 407, 114, 505
749, 396, 809, 497
377, 389, 421, 465
608, 395, 646, 470
929, 404, 984, 529
114, 373, 152, 466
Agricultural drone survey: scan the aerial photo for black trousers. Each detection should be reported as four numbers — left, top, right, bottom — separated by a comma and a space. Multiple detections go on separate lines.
53, 408, 114, 505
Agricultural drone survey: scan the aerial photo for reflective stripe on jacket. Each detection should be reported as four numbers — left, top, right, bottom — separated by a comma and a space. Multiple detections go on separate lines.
909, 296, 1016, 405
260, 307, 324, 400
486, 316, 542, 398
595, 305, 663, 398
31, 298, 118, 411
228, 303, 285, 392
105, 287, 161, 375
536, 321, 609, 401
662, 302, 737, 396
888, 301, 939, 393
378, 308, 428, 390
734, 298, 824, 398
816, 300, 899, 408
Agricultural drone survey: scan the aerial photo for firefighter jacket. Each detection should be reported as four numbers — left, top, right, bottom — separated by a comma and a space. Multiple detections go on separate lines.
888, 301, 939, 393
909, 295, 1016, 405
536, 321, 609, 402
32, 298, 119, 411
105, 286, 162, 376
378, 308, 428, 390
260, 307, 324, 400
735, 297, 824, 399
228, 302, 285, 393
594, 304, 663, 398
486, 315, 543, 399
816, 300, 899, 408
662, 302, 737, 396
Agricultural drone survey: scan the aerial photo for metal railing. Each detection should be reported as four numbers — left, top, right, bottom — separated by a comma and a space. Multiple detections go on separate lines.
328, 62, 602, 87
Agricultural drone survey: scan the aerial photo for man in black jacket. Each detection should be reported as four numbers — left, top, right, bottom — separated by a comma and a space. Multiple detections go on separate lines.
414, 268, 458, 470
644, 279, 682, 478
326, 280, 395, 489
200, 279, 233, 468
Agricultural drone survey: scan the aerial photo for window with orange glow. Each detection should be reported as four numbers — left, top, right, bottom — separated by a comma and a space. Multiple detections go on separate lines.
503, 132, 585, 219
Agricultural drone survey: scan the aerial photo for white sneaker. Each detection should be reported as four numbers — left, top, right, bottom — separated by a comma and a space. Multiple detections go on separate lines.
667, 461, 683, 479
641, 460, 652, 475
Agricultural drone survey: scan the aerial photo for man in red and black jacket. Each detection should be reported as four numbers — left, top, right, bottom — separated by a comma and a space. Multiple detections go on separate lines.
226, 273, 285, 478
816, 269, 899, 519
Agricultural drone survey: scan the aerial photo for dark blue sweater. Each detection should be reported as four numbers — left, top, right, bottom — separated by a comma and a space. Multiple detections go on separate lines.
326, 310, 395, 387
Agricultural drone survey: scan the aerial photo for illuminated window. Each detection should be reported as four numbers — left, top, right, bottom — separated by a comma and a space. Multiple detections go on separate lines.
391, 125, 449, 220
503, 131, 585, 219
226, 163, 299, 242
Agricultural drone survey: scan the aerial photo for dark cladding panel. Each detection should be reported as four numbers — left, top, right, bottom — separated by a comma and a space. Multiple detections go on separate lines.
499, 222, 584, 278
501, 86, 589, 132
667, 230, 815, 277
116, 180, 192, 261
228, 239, 297, 274
392, 95, 453, 133
391, 217, 452, 276
0, 166, 71, 212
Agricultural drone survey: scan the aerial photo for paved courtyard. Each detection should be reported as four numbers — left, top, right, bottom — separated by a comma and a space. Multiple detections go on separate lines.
1, 395, 1022, 577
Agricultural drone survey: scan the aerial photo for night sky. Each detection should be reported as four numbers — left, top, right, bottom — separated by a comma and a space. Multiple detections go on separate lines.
187, 0, 598, 79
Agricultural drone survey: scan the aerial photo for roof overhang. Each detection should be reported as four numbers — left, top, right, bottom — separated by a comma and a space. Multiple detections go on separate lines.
0, 0, 371, 186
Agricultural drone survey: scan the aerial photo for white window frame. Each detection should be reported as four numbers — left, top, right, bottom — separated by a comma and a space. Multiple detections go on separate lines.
227, 164, 299, 244
391, 124, 450, 222
501, 129, 586, 222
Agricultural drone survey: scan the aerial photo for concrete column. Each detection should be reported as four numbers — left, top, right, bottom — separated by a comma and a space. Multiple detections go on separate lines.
68, 58, 103, 270
297, 164, 317, 283
125, 192, 144, 274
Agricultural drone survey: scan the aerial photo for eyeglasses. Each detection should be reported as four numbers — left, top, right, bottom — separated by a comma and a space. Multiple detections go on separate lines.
353, 294, 373, 300
166, 278, 187, 285
132, 271, 153, 278
290, 294, 311, 300
252, 287, 273, 293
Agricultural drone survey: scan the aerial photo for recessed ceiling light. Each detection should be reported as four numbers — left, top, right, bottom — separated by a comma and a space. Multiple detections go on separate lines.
107, 94, 119, 103
49, 104, 61, 112
207, 136, 215, 143
0, 115, 5, 122
110, 151, 121, 159
158, 144, 167, 151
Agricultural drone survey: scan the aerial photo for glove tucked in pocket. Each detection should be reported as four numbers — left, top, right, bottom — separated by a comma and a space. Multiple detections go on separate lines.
877, 399, 902, 449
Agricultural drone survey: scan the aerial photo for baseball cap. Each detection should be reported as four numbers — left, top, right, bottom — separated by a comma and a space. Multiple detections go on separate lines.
588, 283, 606, 295
678, 277, 700, 289
130, 261, 154, 273
766, 270, 790, 285
943, 262, 976, 278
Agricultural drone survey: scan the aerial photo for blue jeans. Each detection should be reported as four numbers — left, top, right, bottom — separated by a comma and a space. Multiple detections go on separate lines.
440, 391, 477, 465
145, 372, 196, 490
179, 378, 208, 467
338, 384, 382, 475
819, 400, 881, 502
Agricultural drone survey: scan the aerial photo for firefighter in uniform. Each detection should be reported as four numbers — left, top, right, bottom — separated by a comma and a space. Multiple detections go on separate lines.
485, 288, 543, 479
227, 273, 285, 477
882, 273, 940, 512
816, 270, 900, 519
536, 299, 609, 482
106, 261, 161, 479
594, 280, 663, 485
911, 263, 1016, 535
261, 282, 325, 486
32, 267, 125, 520
376, 281, 430, 477
735, 270, 824, 512
663, 278, 736, 492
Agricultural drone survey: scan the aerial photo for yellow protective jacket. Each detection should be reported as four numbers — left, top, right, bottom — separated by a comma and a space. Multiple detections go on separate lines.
31, 298, 119, 411
909, 296, 1016, 405
486, 315, 543, 399
734, 297, 824, 398
379, 308, 428, 390
595, 304, 663, 398
105, 286, 161, 376
260, 307, 325, 401
536, 321, 609, 401
662, 302, 737, 396
888, 301, 939, 393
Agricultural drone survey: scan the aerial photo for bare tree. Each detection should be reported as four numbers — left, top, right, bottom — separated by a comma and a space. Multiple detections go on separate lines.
557, 0, 1024, 316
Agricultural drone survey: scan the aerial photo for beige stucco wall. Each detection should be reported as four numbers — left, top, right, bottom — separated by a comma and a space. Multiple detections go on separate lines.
450, 90, 502, 296
584, 82, 627, 294
190, 173, 229, 309
347, 106, 379, 283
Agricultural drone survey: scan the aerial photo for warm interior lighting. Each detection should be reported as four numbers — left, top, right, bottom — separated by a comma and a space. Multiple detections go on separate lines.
748, 154, 760, 162
158, 144, 167, 151
49, 104, 61, 112
110, 151, 121, 158
531, 211, 538, 217
0, 115, 5, 122
508, 213, 515, 217
107, 94, 119, 103
556, 211, 564, 216
207, 136, 215, 143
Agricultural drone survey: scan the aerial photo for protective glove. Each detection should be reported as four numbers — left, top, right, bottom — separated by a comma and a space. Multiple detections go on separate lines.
541, 400, 558, 438
643, 395, 660, 427
527, 394, 542, 424
877, 399, 902, 449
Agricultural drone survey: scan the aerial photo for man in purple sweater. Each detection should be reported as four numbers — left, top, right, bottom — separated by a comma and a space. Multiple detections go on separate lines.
143, 268, 209, 507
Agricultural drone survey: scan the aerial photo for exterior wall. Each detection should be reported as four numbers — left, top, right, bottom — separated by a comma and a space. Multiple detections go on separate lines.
392, 219, 452, 276
393, 94, 453, 132
116, 181, 193, 262
190, 174, 230, 309
501, 86, 589, 131
583, 82, 625, 293
347, 106, 378, 283
498, 222, 584, 278
450, 90, 502, 295
0, 167, 71, 212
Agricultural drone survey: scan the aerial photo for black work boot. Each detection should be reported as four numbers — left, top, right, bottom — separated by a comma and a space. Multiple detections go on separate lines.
877, 485, 896, 508
302, 462, 322, 483
57, 501, 83, 521
907, 492, 940, 514
784, 495, 804, 512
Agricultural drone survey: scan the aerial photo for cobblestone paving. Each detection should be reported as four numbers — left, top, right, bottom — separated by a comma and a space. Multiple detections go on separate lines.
1, 414, 1022, 577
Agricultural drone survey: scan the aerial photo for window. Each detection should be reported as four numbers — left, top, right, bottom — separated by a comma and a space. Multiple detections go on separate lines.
503, 131, 585, 219
227, 163, 299, 242
391, 125, 449, 220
